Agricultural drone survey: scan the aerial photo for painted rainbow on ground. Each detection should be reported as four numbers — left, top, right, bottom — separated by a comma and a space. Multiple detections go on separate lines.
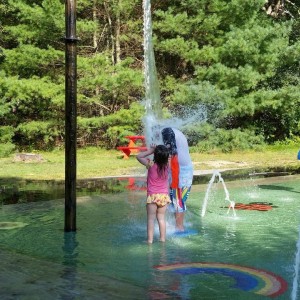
154, 262, 288, 298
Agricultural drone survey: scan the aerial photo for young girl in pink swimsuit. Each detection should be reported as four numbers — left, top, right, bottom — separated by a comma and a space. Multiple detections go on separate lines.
136, 144, 171, 243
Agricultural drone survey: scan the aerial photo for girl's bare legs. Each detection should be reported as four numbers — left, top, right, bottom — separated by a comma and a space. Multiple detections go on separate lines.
147, 203, 157, 243
156, 205, 168, 242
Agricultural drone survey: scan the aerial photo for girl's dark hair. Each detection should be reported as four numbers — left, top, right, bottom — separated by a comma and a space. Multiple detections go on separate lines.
161, 127, 177, 155
153, 145, 169, 177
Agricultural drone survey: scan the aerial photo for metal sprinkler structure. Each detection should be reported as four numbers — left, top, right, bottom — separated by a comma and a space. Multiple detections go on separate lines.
64, 0, 78, 232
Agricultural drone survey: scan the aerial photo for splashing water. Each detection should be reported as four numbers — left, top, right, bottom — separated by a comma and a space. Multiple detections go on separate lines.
201, 170, 236, 218
142, 0, 207, 145
142, 1, 233, 221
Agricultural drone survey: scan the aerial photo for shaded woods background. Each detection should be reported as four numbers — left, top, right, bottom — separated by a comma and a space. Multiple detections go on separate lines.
0, 0, 299, 155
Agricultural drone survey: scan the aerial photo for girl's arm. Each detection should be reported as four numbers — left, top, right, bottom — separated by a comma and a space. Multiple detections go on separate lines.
136, 144, 156, 167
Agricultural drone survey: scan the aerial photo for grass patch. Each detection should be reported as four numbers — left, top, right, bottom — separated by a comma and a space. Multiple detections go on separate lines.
0, 145, 299, 180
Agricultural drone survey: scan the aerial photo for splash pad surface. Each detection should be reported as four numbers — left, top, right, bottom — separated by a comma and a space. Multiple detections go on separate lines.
0, 174, 299, 299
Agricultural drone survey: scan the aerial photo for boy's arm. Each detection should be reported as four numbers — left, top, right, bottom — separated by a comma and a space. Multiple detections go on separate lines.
136, 144, 155, 166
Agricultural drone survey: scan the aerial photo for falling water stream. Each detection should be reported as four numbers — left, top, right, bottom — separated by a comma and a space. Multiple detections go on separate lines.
142, 0, 207, 143
143, 0, 163, 144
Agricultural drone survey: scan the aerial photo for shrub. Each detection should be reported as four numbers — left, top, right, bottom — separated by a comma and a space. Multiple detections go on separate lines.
0, 143, 15, 158
190, 127, 265, 153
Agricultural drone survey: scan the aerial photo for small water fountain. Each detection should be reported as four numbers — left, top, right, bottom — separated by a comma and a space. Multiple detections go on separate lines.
201, 170, 236, 218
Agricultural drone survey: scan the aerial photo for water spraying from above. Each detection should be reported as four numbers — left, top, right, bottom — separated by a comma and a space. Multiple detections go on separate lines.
142, 1, 235, 221
142, 0, 207, 145
143, 0, 162, 142
201, 170, 236, 218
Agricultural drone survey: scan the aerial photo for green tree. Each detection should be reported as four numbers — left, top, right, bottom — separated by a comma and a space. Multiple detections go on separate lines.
0, 0, 145, 151
1, 0, 299, 153
152, 0, 300, 148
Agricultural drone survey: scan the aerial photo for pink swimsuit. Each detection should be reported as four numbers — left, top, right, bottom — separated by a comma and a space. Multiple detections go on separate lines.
146, 161, 171, 207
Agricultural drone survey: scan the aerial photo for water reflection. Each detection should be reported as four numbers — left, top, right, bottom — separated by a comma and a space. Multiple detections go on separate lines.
258, 184, 300, 193
223, 222, 237, 253
1, 167, 298, 205
60, 232, 79, 300
146, 243, 170, 299
146, 243, 193, 299
0, 178, 127, 205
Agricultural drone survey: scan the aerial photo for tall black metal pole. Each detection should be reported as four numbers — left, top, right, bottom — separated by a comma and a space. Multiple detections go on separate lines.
65, 0, 78, 232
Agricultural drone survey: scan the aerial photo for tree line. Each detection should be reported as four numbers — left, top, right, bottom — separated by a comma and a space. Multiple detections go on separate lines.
0, 0, 299, 156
